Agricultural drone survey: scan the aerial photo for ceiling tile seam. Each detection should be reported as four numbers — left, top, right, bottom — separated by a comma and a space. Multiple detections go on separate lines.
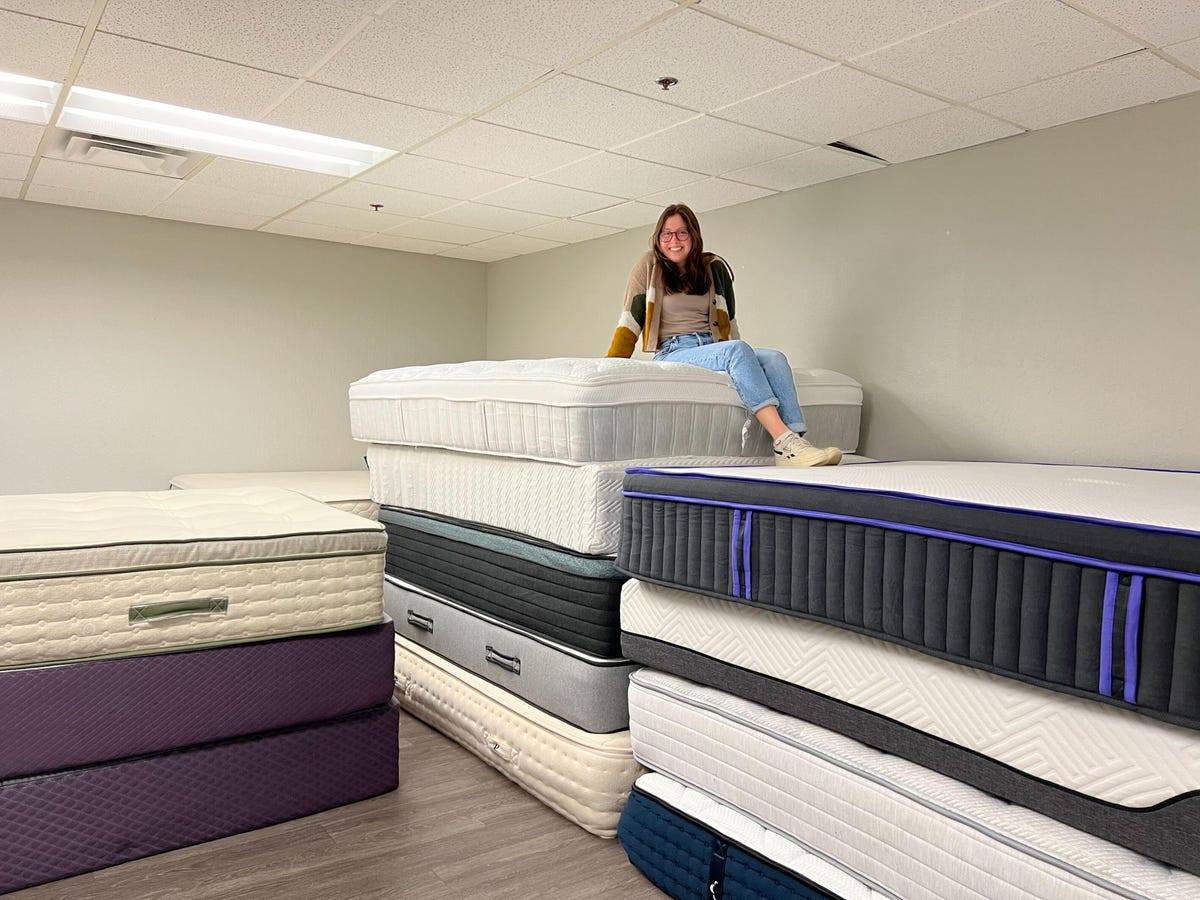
1054, 0, 1197, 53
18, 0, 109, 201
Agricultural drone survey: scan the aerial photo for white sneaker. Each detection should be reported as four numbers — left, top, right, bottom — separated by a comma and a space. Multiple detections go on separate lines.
774, 432, 842, 467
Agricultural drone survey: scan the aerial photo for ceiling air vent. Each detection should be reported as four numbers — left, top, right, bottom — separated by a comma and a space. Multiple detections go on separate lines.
61, 133, 195, 177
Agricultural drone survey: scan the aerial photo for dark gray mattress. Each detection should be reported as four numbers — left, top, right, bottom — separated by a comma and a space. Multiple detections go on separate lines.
619, 463, 1200, 729
381, 506, 624, 657
0, 621, 395, 779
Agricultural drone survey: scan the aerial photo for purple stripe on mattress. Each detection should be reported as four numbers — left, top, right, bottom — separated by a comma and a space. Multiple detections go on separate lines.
1100, 572, 1118, 697
743, 510, 753, 600
0, 621, 395, 779
1125, 576, 1144, 704
0, 701, 399, 895
731, 509, 741, 598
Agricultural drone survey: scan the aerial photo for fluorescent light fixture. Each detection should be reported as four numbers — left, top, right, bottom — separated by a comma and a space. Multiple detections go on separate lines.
0, 71, 60, 125
57, 87, 397, 177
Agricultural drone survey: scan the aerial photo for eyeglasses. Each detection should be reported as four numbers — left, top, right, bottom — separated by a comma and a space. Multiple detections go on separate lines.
659, 229, 690, 242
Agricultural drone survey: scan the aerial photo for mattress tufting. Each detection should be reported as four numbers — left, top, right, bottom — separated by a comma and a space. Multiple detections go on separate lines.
170, 470, 378, 520
629, 667, 1200, 900
393, 634, 642, 837
350, 358, 862, 462
0, 486, 385, 669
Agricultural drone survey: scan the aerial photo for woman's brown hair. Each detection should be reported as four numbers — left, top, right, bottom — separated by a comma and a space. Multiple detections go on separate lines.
651, 203, 712, 295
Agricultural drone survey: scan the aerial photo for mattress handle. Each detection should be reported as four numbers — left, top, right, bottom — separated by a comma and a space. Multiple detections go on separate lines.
484, 645, 521, 675
405, 609, 434, 634
128, 597, 229, 626
482, 730, 520, 765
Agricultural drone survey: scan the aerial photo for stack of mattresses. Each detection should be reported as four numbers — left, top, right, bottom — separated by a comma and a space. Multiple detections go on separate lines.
0, 486, 398, 894
170, 469, 378, 520
615, 460, 1200, 899
349, 357, 863, 838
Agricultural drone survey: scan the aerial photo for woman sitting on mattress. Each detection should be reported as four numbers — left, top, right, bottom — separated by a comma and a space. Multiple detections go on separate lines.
606, 202, 841, 467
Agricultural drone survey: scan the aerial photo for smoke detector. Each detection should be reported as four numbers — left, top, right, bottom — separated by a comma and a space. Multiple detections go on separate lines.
60, 132, 198, 177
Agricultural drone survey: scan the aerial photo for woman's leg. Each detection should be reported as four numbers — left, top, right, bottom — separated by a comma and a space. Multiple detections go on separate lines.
659, 339, 781, 421
753, 348, 807, 434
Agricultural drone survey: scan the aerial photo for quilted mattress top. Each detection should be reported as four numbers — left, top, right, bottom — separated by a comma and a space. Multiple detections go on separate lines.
169, 470, 370, 504
0, 486, 385, 580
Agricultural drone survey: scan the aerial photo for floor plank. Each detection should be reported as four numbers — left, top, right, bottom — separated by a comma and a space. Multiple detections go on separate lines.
12, 709, 665, 899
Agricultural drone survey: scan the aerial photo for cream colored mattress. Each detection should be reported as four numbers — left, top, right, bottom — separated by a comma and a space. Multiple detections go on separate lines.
393, 635, 642, 837
170, 470, 378, 520
0, 487, 385, 670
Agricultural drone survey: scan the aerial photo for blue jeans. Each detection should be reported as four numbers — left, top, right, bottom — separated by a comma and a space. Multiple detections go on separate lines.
653, 332, 807, 434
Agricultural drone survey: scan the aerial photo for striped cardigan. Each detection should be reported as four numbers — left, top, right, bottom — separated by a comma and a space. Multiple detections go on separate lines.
606, 251, 738, 357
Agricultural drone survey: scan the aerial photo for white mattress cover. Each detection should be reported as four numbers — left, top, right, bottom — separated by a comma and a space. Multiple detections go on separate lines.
170, 471, 378, 520
634, 772, 893, 900
628, 460, 1200, 535
350, 358, 862, 463
622, 579, 1200, 807
630, 667, 1200, 900
367, 444, 768, 556
393, 634, 643, 838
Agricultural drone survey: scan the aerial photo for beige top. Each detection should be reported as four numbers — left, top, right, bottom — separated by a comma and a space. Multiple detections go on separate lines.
659, 291, 713, 339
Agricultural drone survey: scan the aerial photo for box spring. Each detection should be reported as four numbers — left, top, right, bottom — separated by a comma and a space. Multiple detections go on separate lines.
620, 772, 890, 900
386, 577, 635, 734
394, 634, 641, 838
629, 668, 1200, 900
0, 486, 385, 670
620, 461, 1200, 728
0, 701, 399, 895
622, 579, 1200, 874
381, 506, 624, 657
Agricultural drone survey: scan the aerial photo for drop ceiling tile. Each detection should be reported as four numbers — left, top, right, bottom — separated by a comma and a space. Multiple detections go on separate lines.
700, 0, 999, 59
641, 177, 774, 212
616, 116, 811, 176
717, 65, 946, 144
260, 219, 372, 243
471, 234, 564, 255
1168, 36, 1200, 69
570, 9, 831, 112
574, 200, 663, 229
281, 200, 410, 231
314, 19, 548, 115
388, 219, 502, 244
361, 155, 521, 200
320, 180, 458, 218
76, 33, 296, 118
537, 152, 705, 199
519, 219, 622, 243
157, 180, 299, 217
854, 0, 1140, 102
0, 179, 20, 198
481, 75, 695, 149
0, 9, 82, 80
0, 120, 45, 156
25, 183, 160, 215
355, 234, 458, 254
315, 0, 384, 12
187, 158, 343, 199
0, 1, 93, 26
150, 204, 271, 230
265, 83, 457, 151
438, 245, 514, 262
972, 50, 1200, 130
1071, 0, 1200, 46
723, 146, 883, 191
98, 0, 365, 77
429, 201, 555, 232
413, 122, 596, 177
32, 157, 182, 204
0, 152, 31, 181
847, 106, 1022, 163
477, 180, 623, 218
383, 0, 677, 68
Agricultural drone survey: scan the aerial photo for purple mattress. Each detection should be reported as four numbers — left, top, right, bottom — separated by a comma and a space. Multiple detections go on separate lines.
0, 701, 399, 895
0, 620, 396, 779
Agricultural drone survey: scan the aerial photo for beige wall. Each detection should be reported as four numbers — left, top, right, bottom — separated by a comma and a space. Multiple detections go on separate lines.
486, 91, 1200, 471
0, 201, 486, 494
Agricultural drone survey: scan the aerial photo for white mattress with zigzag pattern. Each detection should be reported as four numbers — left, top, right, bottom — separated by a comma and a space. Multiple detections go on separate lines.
629, 667, 1200, 900
0, 487, 385, 670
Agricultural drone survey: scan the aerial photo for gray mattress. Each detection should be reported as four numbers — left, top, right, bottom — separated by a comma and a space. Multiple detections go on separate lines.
618, 461, 1200, 729
385, 576, 636, 733
381, 506, 624, 657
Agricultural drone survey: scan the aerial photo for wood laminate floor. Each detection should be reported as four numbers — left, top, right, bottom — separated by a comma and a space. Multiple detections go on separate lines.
13, 708, 666, 899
